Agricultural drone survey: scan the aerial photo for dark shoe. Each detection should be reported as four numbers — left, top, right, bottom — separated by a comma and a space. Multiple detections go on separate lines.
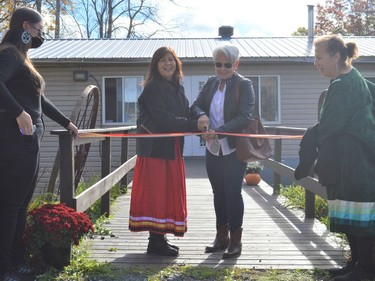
147, 240, 179, 256
333, 264, 375, 281
222, 228, 242, 259
329, 261, 355, 277
147, 234, 179, 256
164, 236, 179, 250
205, 224, 229, 253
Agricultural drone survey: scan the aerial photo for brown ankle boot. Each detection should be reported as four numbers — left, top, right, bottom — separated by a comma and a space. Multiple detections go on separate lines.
205, 224, 229, 253
222, 228, 242, 259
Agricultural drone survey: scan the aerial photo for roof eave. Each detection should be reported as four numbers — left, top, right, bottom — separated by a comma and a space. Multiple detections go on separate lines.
31, 56, 375, 65
33, 57, 317, 64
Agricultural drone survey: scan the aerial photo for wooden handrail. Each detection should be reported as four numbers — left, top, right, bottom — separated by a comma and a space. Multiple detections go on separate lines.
51, 126, 136, 216
263, 126, 326, 219
51, 125, 325, 219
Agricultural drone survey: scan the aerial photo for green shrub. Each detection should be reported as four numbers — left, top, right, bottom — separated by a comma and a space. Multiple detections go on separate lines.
280, 184, 328, 226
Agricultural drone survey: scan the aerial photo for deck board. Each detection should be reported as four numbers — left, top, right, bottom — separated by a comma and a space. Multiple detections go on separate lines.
87, 157, 347, 269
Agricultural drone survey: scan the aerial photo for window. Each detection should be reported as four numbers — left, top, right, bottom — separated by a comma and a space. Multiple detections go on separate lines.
103, 76, 143, 124
247, 76, 280, 123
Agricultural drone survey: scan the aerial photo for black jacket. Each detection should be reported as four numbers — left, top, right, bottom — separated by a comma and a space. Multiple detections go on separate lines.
0, 46, 70, 138
190, 73, 255, 149
294, 124, 318, 180
136, 78, 198, 160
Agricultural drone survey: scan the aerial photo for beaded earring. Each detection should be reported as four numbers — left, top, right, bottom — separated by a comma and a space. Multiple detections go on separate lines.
21, 31, 31, 44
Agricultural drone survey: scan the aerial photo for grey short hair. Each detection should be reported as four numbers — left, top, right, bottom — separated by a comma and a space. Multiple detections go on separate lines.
212, 43, 240, 63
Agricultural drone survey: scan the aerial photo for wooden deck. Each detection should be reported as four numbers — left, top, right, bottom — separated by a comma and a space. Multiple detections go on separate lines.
88, 157, 347, 269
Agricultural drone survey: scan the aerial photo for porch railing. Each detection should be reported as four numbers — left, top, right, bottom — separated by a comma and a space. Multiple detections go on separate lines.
264, 126, 326, 219
51, 126, 136, 216
51, 125, 324, 219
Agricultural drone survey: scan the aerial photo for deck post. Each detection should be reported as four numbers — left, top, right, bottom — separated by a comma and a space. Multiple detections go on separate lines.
101, 137, 111, 216
273, 128, 282, 195
59, 133, 76, 209
121, 129, 129, 188
305, 168, 316, 218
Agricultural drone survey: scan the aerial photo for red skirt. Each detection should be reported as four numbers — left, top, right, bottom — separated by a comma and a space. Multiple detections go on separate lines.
129, 139, 187, 236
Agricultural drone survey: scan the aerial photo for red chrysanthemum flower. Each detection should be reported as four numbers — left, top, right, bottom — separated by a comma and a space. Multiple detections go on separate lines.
23, 203, 94, 253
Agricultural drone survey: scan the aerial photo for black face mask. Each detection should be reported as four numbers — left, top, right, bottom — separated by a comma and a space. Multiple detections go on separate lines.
31, 35, 45, 49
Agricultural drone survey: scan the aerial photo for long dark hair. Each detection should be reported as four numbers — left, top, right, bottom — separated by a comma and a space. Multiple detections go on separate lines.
1, 7, 42, 54
0, 7, 44, 94
143, 46, 183, 87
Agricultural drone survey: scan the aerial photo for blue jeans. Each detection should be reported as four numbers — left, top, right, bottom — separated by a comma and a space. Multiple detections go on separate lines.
205, 149, 246, 231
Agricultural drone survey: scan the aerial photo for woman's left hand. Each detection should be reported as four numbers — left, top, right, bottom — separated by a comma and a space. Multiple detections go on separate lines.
67, 122, 79, 138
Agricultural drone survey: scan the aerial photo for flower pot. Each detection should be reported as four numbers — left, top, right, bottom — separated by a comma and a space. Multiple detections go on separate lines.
245, 173, 261, 186
41, 242, 71, 269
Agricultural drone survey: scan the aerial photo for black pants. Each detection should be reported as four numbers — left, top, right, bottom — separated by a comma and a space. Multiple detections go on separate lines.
0, 134, 40, 274
345, 232, 374, 269
355, 235, 374, 268
206, 149, 246, 231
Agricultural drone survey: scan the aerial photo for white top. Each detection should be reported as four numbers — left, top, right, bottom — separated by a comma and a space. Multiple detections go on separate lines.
206, 83, 236, 156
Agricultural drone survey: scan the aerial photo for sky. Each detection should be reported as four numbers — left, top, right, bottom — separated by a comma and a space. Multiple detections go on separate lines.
159, 0, 324, 38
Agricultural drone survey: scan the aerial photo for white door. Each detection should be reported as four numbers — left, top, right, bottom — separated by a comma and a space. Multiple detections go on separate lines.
183, 75, 209, 156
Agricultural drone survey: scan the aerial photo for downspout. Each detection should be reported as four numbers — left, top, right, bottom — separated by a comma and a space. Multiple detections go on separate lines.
308, 5, 315, 43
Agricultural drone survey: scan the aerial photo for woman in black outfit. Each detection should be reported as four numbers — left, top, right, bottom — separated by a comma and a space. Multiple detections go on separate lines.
191, 43, 255, 259
0, 7, 78, 280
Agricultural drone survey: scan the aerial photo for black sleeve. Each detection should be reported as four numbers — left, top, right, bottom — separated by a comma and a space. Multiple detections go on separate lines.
0, 47, 25, 117
139, 84, 197, 133
294, 123, 318, 180
41, 95, 71, 128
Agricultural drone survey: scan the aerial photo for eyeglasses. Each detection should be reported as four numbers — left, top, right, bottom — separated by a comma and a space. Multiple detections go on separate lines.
30, 24, 45, 37
215, 62, 233, 69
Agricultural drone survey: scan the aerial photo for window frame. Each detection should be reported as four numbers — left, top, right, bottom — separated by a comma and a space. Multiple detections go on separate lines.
102, 75, 143, 125
247, 75, 281, 124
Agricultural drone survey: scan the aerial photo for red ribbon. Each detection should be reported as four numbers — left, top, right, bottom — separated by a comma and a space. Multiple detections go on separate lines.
79, 132, 302, 140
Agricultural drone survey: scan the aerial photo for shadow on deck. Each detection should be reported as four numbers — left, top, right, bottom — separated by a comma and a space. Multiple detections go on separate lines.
88, 157, 346, 269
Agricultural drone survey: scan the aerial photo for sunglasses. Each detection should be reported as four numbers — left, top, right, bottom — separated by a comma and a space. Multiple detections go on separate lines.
215, 62, 233, 69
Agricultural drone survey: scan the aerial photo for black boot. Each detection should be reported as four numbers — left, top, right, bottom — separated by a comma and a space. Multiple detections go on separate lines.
333, 235, 375, 281
147, 232, 179, 256
205, 224, 229, 253
333, 263, 375, 281
222, 228, 242, 259
329, 233, 357, 277
328, 260, 356, 277
164, 236, 179, 250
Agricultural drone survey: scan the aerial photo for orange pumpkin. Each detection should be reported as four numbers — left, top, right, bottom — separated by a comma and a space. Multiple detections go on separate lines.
245, 173, 261, 186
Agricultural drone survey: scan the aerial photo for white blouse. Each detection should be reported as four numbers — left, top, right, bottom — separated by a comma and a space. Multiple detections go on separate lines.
206, 83, 236, 156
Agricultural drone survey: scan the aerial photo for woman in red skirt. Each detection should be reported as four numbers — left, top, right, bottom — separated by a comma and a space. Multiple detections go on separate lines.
129, 46, 199, 256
